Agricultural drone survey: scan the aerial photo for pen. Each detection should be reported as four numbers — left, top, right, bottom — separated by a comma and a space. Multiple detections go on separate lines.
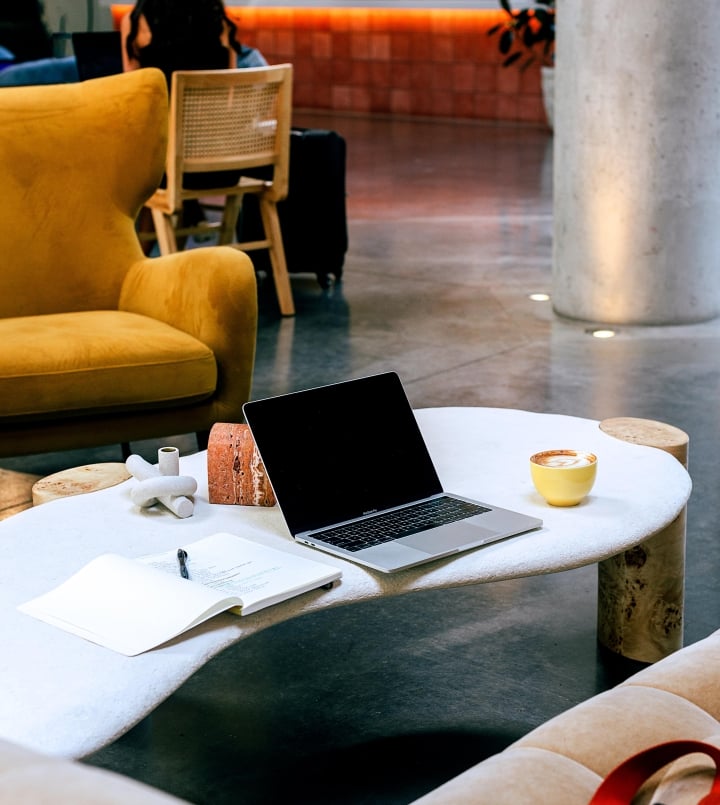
177, 548, 189, 579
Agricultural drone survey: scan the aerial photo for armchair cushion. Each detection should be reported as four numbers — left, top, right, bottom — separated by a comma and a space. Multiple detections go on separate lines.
0, 312, 216, 419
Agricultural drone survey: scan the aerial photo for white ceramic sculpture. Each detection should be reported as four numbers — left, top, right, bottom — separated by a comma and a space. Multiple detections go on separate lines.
125, 446, 197, 518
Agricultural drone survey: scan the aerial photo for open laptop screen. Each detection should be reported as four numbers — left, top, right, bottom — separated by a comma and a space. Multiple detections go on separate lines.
243, 373, 443, 535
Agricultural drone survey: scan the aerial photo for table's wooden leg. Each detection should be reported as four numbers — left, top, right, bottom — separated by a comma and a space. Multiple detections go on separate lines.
596, 417, 689, 663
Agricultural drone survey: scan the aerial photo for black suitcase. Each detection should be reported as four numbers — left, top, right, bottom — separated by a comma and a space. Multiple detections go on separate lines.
238, 127, 348, 288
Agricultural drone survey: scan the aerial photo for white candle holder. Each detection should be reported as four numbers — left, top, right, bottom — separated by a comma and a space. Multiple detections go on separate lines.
126, 446, 196, 518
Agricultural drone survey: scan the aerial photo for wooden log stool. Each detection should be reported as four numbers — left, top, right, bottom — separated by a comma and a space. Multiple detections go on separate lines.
597, 417, 689, 663
0, 468, 42, 520
31, 463, 131, 506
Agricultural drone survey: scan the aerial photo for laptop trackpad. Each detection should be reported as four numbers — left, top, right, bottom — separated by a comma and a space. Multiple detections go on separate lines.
399, 523, 498, 554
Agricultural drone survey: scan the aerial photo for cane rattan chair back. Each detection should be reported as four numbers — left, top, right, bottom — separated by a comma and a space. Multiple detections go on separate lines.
146, 64, 295, 316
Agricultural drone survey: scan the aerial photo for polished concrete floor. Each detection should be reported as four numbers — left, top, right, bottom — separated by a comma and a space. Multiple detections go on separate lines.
4, 111, 720, 803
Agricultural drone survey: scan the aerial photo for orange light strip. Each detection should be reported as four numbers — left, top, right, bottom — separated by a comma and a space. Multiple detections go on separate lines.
111, 5, 503, 33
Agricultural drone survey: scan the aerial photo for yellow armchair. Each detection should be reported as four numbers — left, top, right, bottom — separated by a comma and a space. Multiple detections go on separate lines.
0, 69, 257, 457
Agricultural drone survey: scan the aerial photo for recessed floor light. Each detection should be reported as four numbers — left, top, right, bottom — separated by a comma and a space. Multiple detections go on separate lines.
588, 329, 617, 339
529, 293, 550, 302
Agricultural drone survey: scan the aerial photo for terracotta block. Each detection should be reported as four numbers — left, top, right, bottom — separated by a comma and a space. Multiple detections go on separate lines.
350, 86, 372, 112
453, 62, 476, 93
433, 34, 455, 62
369, 33, 391, 60
370, 88, 392, 113
350, 60, 370, 86
276, 30, 295, 58
207, 423, 276, 507
350, 32, 371, 59
474, 93, 498, 119
453, 92, 477, 119
292, 56, 316, 82
497, 67, 521, 95
295, 30, 314, 57
312, 31, 332, 59
390, 88, 412, 115
333, 57, 353, 83
392, 61, 412, 90
430, 62, 455, 90
332, 85, 354, 110
409, 32, 433, 61
428, 89, 453, 117
369, 61, 392, 87
390, 33, 411, 60
332, 32, 351, 57
475, 64, 497, 92
496, 94, 519, 120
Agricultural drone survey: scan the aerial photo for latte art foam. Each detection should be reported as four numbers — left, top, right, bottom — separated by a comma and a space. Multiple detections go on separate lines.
532, 450, 596, 468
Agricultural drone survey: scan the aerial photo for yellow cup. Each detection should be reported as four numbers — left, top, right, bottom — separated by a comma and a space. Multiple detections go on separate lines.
529, 449, 597, 507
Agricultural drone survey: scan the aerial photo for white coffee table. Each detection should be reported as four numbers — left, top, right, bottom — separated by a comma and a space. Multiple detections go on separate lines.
0, 408, 690, 759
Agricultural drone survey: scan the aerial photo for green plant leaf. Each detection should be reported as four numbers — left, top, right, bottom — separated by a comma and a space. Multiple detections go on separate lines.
490, 0, 555, 69
499, 29, 514, 54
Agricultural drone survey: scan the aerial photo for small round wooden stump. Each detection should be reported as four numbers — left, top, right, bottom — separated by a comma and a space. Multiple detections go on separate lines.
32, 463, 132, 506
597, 417, 689, 663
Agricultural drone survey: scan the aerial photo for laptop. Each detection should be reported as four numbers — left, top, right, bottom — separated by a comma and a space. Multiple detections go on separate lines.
72, 32, 123, 82
242, 372, 542, 573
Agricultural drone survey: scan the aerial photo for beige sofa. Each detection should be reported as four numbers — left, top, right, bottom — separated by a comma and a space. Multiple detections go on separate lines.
4, 628, 718, 803
0, 737, 188, 804
413, 627, 720, 804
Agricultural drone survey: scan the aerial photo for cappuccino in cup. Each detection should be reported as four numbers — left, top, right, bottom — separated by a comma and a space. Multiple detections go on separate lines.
529, 450, 597, 506
532, 451, 595, 469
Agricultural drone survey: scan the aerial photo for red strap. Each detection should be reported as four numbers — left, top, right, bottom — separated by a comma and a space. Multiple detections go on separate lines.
589, 740, 720, 805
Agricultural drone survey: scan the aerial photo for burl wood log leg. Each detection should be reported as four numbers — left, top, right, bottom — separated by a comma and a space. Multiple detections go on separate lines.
597, 417, 689, 663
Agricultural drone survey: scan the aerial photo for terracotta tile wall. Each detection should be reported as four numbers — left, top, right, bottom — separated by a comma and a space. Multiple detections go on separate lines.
111, 5, 546, 124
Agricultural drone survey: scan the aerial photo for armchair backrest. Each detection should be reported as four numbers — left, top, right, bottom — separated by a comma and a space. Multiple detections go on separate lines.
0, 69, 168, 318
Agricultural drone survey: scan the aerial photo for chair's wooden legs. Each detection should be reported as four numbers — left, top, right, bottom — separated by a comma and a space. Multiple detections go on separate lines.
218, 196, 243, 246
259, 198, 295, 317
147, 195, 296, 317
150, 208, 179, 255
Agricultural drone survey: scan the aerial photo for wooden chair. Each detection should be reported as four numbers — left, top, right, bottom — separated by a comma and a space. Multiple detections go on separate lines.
145, 64, 295, 317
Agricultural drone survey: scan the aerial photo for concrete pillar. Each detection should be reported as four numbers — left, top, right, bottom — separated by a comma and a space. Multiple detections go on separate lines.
552, 0, 720, 325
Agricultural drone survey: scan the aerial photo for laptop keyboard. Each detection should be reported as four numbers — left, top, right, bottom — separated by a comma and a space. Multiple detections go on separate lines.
312, 497, 490, 552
